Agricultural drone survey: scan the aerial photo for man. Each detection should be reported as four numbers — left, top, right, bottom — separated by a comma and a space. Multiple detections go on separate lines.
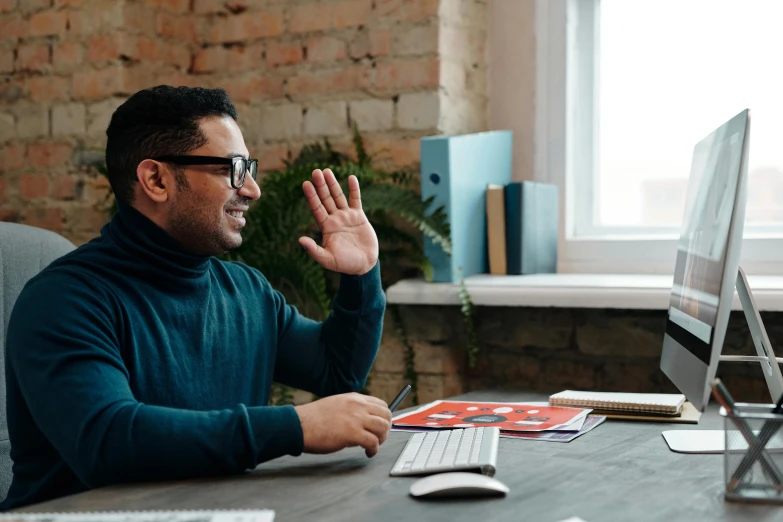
1, 85, 392, 510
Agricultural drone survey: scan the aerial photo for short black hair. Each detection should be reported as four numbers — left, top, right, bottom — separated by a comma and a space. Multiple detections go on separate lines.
105, 85, 239, 205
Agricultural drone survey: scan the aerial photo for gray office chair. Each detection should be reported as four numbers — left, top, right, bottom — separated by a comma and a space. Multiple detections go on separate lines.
0, 222, 75, 500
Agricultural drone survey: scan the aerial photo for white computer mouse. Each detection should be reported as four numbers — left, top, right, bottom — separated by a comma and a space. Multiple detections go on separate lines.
409, 472, 509, 499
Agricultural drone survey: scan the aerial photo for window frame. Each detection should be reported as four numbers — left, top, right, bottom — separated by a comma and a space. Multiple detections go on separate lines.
534, 0, 783, 275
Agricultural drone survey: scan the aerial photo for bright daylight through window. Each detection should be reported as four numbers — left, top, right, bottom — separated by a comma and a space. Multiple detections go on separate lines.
595, 0, 783, 236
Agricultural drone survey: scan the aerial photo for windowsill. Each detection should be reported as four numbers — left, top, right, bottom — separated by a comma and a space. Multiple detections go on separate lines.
385, 273, 783, 311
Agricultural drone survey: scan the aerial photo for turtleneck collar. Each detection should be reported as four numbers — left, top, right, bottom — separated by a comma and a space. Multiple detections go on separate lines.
105, 199, 212, 278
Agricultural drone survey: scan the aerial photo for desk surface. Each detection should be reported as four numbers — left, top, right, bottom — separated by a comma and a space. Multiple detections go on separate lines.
14, 390, 783, 522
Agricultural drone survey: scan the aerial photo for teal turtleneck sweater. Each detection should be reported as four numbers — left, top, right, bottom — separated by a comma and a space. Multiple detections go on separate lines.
1, 200, 385, 510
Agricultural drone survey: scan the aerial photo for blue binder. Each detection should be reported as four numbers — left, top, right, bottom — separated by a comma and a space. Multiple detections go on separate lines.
420, 130, 513, 282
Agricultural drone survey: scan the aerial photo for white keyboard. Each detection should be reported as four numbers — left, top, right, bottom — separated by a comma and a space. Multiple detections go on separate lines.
390, 427, 500, 477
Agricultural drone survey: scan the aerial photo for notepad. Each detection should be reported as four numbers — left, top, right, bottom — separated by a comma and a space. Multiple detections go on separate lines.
549, 390, 686, 415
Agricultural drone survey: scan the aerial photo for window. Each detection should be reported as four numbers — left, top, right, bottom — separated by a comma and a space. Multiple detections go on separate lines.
536, 0, 783, 274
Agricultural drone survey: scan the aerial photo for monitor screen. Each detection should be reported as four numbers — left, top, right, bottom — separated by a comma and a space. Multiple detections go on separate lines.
660, 109, 749, 410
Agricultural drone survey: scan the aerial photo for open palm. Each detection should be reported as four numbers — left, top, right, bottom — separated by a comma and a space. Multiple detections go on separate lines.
299, 169, 379, 275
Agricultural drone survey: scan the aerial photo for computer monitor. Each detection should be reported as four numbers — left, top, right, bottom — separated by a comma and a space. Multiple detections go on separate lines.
660, 108, 783, 412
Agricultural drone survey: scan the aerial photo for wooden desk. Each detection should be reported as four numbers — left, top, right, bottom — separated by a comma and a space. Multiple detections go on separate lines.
13, 390, 783, 521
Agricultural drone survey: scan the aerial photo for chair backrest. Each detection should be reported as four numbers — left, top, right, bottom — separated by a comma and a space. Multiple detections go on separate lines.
0, 222, 75, 499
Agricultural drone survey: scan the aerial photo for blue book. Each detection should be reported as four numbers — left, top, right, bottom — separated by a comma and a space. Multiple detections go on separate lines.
420, 131, 513, 282
504, 181, 558, 275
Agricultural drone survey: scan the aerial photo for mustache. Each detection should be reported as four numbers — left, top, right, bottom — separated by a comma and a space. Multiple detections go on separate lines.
224, 197, 251, 209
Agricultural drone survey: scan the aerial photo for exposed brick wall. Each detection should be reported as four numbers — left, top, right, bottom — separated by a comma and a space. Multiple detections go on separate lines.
369, 306, 783, 407
1, 0, 488, 246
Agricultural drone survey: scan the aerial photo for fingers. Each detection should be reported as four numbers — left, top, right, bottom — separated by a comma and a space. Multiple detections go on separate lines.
311, 169, 338, 214
299, 237, 336, 270
347, 175, 362, 210
323, 169, 349, 210
302, 180, 328, 225
360, 430, 380, 458
366, 402, 393, 423
363, 414, 391, 445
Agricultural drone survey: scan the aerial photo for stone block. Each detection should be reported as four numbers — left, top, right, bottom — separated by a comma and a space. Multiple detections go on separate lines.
397, 91, 439, 130
476, 307, 573, 350
260, 103, 303, 141
348, 98, 393, 132
576, 309, 666, 358
303, 101, 347, 137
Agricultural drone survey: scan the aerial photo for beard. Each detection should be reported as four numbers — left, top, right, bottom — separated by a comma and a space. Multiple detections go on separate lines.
167, 173, 249, 257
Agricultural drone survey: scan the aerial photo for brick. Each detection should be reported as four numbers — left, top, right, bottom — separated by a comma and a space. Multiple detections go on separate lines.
27, 75, 70, 101
365, 135, 420, 168
287, 66, 371, 97
266, 40, 303, 68
0, 0, 16, 13
370, 29, 391, 56
17, 42, 51, 72
19, 173, 49, 200
304, 101, 347, 137
367, 371, 407, 404
53, 41, 83, 72
194, 0, 249, 14
208, 10, 284, 43
25, 207, 64, 232
0, 111, 13, 143
348, 98, 392, 132
72, 66, 124, 100
156, 13, 197, 43
0, 79, 25, 104
123, 3, 157, 35
193, 45, 264, 73
68, 206, 109, 232
29, 10, 67, 36
255, 142, 287, 172
576, 310, 665, 358
27, 142, 72, 168
12, 105, 48, 139
0, 208, 20, 222
87, 98, 123, 138
397, 91, 439, 130
290, 3, 332, 34
392, 23, 438, 56
418, 374, 463, 405
163, 41, 190, 68
260, 103, 302, 141
0, 48, 12, 72
86, 34, 122, 63
375, 0, 439, 22
146, 0, 189, 13
543, 359, 596, 390
0, 144, 23, 172
52, 102, 86, 136
333, 0, 370, 29
68, 2, 123, 35
413, 341, 464, 375
0, 177, 5, 202
306, 35, 346, 63
375, 58, 439, 90
53, 174, 79, 200
55, 0, 84, 6
19, 0, 51, 13
0, 15, 27, 40
222, 74, 283, 103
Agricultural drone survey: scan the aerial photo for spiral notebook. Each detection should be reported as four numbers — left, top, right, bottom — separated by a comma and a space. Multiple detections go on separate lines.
550, 390, 686, 416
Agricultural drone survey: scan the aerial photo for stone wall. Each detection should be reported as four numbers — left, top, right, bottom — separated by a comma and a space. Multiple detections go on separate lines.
367, 306, 783, 408
1, 0, 488, 245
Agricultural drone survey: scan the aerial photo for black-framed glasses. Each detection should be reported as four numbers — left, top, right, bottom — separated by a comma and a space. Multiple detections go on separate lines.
153, 155, 258, 189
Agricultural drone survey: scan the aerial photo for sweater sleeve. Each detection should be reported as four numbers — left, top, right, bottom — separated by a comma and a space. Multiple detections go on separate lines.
271, 261, 386, 397
5, 273, 303, 489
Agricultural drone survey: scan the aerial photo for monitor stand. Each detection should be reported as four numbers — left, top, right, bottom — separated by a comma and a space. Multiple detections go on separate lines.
662, 266, 783, 453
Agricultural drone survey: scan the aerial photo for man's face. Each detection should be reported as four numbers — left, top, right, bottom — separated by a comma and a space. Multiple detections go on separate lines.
165, 115, 261, 256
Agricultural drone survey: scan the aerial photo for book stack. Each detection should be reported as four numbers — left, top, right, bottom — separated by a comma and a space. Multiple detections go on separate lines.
486, 181, 559, 275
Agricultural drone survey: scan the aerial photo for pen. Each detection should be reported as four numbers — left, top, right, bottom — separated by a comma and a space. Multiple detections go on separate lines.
712, 378, 783, 491
389, 384, 412, 412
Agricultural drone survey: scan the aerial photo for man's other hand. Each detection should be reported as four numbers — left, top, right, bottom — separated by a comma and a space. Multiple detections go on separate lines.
294, 392, 392, 458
